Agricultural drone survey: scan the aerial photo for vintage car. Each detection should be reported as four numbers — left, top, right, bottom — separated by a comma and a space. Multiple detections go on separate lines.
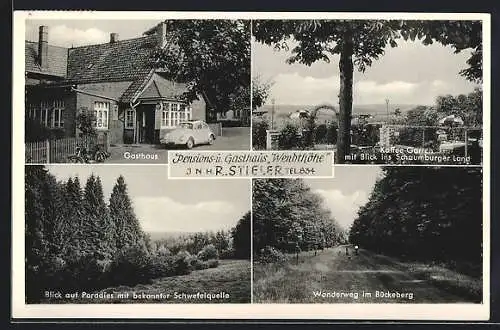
160, 120, 216, 149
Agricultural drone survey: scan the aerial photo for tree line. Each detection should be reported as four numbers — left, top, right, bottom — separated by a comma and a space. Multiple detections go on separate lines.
152, 212, 250, 260
25, 166, 249, 302
253, 179, 344, 262
349, 167, 482, 275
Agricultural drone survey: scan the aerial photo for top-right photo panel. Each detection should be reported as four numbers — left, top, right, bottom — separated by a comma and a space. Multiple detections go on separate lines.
251, 19, 484, 165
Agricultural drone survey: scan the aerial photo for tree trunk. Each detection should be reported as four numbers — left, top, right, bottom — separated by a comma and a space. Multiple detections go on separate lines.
336, 34, 354, 164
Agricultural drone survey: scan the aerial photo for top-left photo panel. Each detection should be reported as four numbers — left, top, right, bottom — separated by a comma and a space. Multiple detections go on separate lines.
24, 17, 251, 164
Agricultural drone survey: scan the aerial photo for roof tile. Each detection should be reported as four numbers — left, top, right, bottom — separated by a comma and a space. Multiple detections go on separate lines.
67, 35, 158, 83
25, 41, 68, 77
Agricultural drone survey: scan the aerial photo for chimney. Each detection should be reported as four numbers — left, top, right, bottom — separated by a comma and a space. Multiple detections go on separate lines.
38, 26, 49, 69
110, 33, 119, 43
157, 22, 167, 48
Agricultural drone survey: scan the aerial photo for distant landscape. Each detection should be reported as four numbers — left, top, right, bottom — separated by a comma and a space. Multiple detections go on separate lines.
256, 104, 423, 116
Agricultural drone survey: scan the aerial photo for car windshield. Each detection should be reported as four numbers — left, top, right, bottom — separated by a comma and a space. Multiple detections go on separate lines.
178, 122, 193, 129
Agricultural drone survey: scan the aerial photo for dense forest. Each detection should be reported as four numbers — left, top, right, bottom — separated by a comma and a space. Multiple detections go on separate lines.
349, 167, 482, 274
25, 166, 250, 302
252, 179, 344, 262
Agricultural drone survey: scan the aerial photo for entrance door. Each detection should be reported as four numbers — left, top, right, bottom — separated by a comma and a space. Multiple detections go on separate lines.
144, 109, 155, 144
137, 106, 155, 144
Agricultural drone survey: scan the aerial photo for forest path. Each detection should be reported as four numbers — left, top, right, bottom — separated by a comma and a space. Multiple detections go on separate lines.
306, 245, 466, 303
254, 246, 473, 303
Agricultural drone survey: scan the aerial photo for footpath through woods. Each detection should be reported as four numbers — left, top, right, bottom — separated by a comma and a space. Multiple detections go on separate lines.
253, 245, 480, 303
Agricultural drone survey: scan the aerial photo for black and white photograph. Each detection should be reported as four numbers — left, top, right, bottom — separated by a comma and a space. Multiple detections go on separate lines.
13, 11, 490, 321
25, 19, 251, 164
251, 20, 483, 165
25, 165, 251, 303
252, 167, 483, 303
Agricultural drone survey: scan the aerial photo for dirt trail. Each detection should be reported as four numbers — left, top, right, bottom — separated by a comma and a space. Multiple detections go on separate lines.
289, 246, 469, 303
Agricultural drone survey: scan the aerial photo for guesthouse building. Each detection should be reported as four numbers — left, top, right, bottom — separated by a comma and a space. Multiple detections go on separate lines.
25, 23, 206, 145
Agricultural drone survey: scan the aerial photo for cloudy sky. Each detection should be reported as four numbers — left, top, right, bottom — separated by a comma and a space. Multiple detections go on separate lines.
306, 166, 382, 230
46, 165, 250, 233
26, 19, 480, 107
26, 19, 161, 47
253, 37, 480, 106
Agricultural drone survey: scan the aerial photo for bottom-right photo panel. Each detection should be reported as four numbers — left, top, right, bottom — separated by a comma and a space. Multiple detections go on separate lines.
252, 166, 483, 304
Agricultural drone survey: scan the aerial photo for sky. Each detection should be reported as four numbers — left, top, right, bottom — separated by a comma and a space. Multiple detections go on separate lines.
46, 165, 250, 233
26, 19, 480, 107
253, 37, 481, 106
25, 19, 161, 47
306, 166, 382, 231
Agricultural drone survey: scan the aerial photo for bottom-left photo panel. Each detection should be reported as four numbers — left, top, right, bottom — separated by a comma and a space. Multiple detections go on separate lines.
24, 165, 251, 304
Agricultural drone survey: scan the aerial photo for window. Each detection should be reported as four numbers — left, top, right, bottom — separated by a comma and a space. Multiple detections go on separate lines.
161, 102, 192, 128
161, 104, 169, 128
40, 101, 51, 127
52, 100, 64, 128
27, 104, 37, 119
94, 101, 109, 129
125, 109, 135, 128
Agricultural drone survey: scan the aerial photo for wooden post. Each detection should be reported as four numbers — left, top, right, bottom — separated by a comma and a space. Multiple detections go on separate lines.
46, 139, 50, 163
464, 129, 468, 163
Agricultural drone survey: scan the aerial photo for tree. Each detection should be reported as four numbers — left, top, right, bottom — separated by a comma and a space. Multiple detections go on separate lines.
400, 20, 482, 83
253, 20, 482, 163
251, 75, 274, 111
435, 88, 482, 126
349, 167, 482, 273
232, 212, 251, 259
253, 178, 342, 256
76, 108, 97, 138
109, 176, 144, 250
83, 175, 114, 257
151, 20, 250, 115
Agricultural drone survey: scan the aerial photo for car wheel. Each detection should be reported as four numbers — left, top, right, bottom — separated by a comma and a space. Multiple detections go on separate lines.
186, 138, 194, 149
67, 155, 84, 163
208, 134, 215, 145
95, 151, 106, 163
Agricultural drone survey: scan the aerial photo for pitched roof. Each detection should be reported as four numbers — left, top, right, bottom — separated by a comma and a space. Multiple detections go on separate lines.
120, 70, 154, 104
25, 41, 68, 77
136, 73, 188, 101
66, 35, 158, 84
25, 29, 190, 105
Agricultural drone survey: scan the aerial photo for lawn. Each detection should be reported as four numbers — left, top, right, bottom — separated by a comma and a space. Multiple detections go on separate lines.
44, 259, 251, 304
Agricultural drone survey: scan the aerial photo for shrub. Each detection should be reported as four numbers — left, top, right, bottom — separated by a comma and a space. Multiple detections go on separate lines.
146, 254, 176, 279
279, 124, 301, 149
314, 124, 328, 144
156, 245, 171, 256
326, 122, 338, 144
189, 257, 210, 270
108, 245, 152, 285
197, 244, 219, 261
174, 250, 192, 275
219, 249, 235, 259
252, 120, 269, 150
207, 259, 219, 268
257, 246, 289, 264
25, 118, 66, 142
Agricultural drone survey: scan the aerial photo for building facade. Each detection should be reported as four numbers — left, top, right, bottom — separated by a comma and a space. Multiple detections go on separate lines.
25, 23, 206, 145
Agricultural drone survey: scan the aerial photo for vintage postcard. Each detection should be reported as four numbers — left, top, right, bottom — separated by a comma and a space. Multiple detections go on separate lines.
12, 10, 490, 321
